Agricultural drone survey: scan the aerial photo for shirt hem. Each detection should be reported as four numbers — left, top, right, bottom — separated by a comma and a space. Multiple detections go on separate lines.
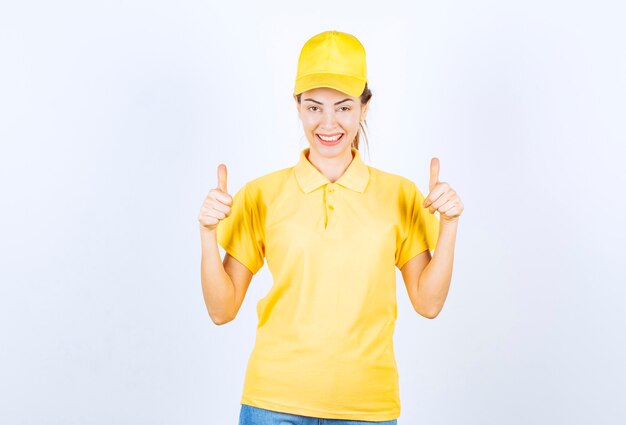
240, 395, 400, 422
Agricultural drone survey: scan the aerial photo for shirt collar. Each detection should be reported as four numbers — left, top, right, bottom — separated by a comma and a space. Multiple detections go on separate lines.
294, 146, 370, 194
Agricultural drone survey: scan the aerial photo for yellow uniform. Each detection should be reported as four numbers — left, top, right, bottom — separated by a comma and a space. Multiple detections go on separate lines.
216, 146, 439, 421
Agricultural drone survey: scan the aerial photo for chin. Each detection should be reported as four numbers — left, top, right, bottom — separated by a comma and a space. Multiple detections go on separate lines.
311, 140, 351, 153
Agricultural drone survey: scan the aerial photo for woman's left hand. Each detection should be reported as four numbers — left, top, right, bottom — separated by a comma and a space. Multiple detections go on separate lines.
423, 157, 464, 223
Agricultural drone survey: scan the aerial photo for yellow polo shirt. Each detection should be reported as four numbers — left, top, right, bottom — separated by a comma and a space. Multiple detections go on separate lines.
216, 146, 439, 421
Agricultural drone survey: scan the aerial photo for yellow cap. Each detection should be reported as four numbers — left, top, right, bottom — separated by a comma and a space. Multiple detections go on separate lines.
294, 30, 367, 97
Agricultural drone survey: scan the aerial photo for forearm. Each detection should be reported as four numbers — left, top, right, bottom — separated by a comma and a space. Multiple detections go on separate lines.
415, 218, 458, 318
199, 226, 235, 324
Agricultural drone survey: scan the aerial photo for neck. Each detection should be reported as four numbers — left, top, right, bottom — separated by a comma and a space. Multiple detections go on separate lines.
306, 147, 355, 183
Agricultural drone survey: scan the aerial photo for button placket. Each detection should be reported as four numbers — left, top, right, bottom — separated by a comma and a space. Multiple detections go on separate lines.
327, 183, 335, 211
324, 183, 336, 229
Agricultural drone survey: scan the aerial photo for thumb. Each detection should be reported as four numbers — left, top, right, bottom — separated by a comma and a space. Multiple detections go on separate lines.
217, 163, 228, 193
429, 157, 440, 192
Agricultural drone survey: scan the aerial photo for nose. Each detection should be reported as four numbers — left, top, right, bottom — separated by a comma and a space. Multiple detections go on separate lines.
320, 108, 338, 130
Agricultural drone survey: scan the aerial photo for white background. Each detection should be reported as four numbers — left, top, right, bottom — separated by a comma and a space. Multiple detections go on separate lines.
1, 1, 625, 424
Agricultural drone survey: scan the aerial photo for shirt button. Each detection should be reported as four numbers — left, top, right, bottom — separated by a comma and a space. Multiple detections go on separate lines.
328, 205, 334, 210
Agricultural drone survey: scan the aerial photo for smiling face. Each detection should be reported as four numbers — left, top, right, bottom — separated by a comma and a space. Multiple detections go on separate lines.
295, 87, 369, 159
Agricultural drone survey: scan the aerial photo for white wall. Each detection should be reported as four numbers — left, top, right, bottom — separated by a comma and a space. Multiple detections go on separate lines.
1, 1, 624, 424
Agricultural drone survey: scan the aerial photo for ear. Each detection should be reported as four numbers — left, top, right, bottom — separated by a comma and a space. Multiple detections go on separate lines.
360, 101, 369, 122
294, 95, 301, 115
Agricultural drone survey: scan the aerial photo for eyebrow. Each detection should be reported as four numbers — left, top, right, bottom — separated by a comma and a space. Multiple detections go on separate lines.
303, 98, 354, 105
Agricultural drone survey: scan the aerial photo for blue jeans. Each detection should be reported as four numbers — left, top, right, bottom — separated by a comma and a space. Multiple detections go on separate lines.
238, 404, 398, 424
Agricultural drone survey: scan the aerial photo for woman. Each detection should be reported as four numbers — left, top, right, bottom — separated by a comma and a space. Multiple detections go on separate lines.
198, 30, 464, 425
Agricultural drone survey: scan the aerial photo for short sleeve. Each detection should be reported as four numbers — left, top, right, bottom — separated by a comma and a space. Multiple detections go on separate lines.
395, 182, 440, 269
216, 183, 265, 274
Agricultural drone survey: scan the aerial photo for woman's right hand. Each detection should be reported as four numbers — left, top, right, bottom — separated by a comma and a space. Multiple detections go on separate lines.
198, 163, 233, 232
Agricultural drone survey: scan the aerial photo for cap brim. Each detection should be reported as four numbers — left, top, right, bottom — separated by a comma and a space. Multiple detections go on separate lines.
294, 73, 366, 97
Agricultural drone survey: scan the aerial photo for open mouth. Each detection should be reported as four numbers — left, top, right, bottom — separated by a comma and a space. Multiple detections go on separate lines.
316, 133, 344, 145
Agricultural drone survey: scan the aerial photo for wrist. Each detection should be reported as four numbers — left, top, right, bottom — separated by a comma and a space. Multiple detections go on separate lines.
199, 224, 217, 235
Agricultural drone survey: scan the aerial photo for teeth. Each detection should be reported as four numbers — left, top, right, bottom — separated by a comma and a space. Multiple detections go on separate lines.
318, 134, 342, 141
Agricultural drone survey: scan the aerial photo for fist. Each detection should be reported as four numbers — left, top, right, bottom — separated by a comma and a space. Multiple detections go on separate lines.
422, 157, 464, 223
198, 163, 233, 231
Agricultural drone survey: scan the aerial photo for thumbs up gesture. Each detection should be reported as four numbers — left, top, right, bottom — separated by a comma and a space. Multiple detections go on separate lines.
198, 163, 233, 232
422, 157, 464, 223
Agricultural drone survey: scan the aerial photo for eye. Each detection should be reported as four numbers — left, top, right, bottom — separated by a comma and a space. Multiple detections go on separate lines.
339, 106, 351, 111
307, 106, 319, 112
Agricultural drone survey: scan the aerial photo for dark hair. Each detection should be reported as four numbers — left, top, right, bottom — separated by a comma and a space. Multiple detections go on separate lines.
295, 82, 373, 151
